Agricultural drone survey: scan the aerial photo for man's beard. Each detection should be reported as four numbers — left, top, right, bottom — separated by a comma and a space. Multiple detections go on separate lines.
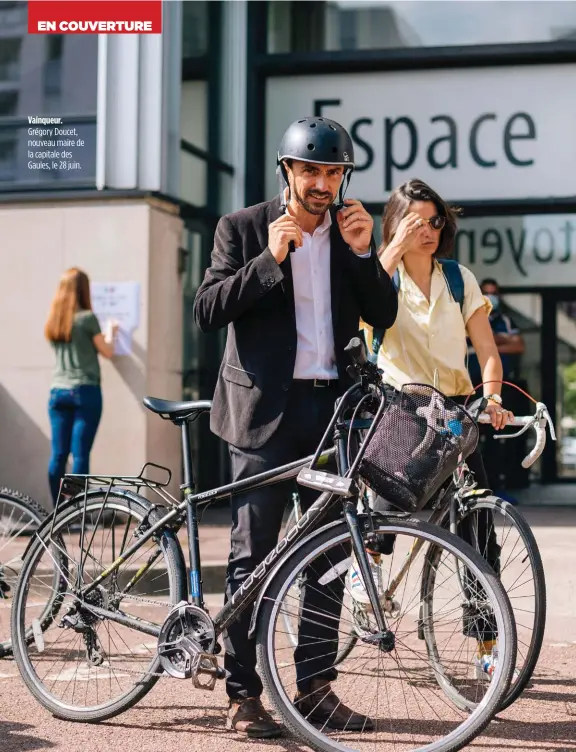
294, 185, 334, 215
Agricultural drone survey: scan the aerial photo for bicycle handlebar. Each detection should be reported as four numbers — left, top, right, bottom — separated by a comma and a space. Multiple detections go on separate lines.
477, 402, 556, 468
344, 337, 557, 470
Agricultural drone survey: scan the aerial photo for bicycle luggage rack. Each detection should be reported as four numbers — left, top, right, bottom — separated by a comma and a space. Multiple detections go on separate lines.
50, 463, 178, 538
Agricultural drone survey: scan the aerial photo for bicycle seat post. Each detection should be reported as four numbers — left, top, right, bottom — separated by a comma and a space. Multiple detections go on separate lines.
180, 419, 203, 608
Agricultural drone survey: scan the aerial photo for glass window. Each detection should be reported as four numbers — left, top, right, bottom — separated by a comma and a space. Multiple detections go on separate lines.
268, 0, 576, 53
557, 301, 576, 478
0, 3, 98, 190
0, 38, 21, 82
182, 0, 208, 58
454, 214, 576, 290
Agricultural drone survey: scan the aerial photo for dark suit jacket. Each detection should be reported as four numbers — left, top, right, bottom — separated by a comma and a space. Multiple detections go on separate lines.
193, 195, 398, 450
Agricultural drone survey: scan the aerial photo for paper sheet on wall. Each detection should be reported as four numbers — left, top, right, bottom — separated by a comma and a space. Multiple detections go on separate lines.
91, 282, 140, 356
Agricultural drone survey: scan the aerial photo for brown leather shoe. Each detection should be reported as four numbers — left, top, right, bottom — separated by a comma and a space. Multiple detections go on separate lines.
226, 697, 284, 738
294, 678, 375, 731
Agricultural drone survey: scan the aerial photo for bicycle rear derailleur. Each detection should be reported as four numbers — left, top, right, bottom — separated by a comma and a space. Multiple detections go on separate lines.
157, 602, 224, 689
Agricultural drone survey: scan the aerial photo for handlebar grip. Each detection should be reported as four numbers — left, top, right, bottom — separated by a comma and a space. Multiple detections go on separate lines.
522, 420, 546, 468
344, 337, 368, 366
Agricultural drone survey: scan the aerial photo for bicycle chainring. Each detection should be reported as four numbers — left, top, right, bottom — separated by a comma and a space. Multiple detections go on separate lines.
157, 602, 217, 682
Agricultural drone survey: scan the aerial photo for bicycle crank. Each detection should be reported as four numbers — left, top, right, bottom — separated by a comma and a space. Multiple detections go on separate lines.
157, 602, 224, 688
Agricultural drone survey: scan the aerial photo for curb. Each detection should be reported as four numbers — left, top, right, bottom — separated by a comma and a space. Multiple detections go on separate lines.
33, 561, 229, 596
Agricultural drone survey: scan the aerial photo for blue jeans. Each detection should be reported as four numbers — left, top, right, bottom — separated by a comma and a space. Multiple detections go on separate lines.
48, 385, 103, 505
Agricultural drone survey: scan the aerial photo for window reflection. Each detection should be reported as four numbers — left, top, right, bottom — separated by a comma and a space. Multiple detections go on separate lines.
0, 2, 97, 188
182, 0, 208, 58
268, 1, 576, 53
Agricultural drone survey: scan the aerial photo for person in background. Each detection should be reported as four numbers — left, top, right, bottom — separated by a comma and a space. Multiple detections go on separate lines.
467, 278, 525, 388
468, 278, 526, 502
358, 178, 512, 679
44, 268, 118, 506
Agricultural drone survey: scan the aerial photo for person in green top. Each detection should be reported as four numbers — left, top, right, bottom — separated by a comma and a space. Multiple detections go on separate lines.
44, 268, 118, 505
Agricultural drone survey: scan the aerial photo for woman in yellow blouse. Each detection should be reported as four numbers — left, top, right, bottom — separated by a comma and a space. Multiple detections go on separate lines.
355, 178, 513, 677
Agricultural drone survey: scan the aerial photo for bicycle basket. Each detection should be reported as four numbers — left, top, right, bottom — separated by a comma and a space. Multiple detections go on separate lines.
359, 384, 479, 513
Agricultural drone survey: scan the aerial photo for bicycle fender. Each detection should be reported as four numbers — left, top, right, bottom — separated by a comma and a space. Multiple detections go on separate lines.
21, 487, 174, 561
248, 517, 344, 639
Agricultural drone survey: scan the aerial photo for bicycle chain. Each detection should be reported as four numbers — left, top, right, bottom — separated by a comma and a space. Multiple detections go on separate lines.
86, 593, 215, 681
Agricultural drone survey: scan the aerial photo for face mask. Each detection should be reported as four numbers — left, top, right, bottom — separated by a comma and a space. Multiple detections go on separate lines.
485, 293, 500, 312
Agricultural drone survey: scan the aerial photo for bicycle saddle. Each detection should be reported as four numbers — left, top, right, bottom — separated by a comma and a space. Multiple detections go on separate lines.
143, 397, 212, 422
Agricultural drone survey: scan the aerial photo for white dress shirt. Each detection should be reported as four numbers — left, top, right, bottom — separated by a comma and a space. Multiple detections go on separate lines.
291, 210, 338, 379
288, 208, 372, 380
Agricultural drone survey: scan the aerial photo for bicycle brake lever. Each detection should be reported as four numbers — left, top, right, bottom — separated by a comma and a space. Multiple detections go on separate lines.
493, 421, 534, 440
541, 404, 557, 441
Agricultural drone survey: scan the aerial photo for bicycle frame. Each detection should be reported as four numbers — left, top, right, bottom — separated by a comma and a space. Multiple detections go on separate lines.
63, 382, 389, 642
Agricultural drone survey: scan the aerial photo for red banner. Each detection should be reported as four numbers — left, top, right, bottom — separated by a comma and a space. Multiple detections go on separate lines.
28, 0, 163, 34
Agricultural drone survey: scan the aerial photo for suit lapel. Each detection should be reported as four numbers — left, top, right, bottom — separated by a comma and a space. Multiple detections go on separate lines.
329, 211, 344, 329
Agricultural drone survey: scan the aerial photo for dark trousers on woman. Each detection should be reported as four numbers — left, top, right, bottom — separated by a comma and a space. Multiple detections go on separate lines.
224, 380, 346, 701
48, 385, 103, 505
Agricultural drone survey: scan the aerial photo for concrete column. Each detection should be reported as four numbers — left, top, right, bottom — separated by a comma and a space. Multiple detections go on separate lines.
220, 0, 248, 214
96, 1, 182, 193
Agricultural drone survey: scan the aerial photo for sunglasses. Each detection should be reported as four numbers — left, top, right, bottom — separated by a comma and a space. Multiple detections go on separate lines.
419, 215, 446, 231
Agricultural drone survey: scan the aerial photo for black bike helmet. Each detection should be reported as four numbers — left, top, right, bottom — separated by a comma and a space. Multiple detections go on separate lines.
277, 116, 355, 209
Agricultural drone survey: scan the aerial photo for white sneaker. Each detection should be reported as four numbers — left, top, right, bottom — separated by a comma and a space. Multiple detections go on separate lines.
474, 646, 520, 684
346, 553, 383, 606
474, 651, 497, 681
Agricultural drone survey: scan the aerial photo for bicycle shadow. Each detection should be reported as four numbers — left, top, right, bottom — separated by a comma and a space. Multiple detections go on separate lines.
0, 720, 55, 751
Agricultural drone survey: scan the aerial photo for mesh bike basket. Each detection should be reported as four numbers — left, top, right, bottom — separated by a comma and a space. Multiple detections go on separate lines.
359, 384, 479, 513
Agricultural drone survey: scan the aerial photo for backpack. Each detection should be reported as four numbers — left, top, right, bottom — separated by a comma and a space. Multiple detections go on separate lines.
366, 258, 465, 360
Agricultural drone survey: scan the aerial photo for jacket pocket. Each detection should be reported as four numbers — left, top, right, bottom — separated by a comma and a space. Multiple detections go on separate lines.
222, 363, 255, 388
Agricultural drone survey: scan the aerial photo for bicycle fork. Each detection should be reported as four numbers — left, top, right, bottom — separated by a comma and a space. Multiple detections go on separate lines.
343, 499, 395, 652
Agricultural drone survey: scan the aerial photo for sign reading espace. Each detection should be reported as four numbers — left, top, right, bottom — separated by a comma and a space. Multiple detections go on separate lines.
28, 0, 163, 34
266, 65, 576, 202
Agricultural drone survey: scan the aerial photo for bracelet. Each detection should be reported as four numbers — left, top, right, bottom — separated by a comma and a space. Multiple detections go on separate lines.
485, 393, 503, 405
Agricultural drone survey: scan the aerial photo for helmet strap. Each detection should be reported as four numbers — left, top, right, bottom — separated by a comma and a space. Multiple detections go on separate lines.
335, 169, 352, 211
278, 161, 290, 210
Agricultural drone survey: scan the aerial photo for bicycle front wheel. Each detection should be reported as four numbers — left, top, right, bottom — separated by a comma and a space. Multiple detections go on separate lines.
11, 491, 186, 722
256, 516, 516, 752
281, 504, 358, 666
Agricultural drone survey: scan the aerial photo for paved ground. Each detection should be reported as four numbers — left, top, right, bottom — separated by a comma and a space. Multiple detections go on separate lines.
1, 506, 575, 751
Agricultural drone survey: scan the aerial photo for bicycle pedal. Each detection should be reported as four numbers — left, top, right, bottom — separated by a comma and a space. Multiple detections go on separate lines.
192, 654, 225, 691
297, 469, 353, 496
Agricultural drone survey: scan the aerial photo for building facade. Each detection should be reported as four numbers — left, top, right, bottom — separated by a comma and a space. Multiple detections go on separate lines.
1, 1, 576, 506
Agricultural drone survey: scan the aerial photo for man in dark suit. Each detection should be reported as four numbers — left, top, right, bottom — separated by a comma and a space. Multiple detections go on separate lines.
194, 117, 397, 738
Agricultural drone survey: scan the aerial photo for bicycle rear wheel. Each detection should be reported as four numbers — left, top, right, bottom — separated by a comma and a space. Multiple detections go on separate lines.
256, 516, 516, 752
0, 488, 47, 657
11, 491, 186, 722
435, 495, 545, 711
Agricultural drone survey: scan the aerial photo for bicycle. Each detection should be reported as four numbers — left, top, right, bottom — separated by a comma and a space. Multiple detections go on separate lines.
0, 487, 47, 657
282, 400, 552, 712
12, 338, 518, 752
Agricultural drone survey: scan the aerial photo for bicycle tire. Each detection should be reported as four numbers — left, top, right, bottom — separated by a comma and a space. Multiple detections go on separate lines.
435, 495, 546, 711
256, 516, 516, 752
0, 488, 48, 657
11, 491, 187, 722
281, 506, 358, 666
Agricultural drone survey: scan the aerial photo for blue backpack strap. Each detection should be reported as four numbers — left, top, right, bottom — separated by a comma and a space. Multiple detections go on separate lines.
368, 268, 400, 359
369, 269, 400, 358
437, 258, 464, 310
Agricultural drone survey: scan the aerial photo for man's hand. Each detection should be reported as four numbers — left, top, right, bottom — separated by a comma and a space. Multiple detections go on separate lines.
268, 215, 303, 264
337, 199, 373, 255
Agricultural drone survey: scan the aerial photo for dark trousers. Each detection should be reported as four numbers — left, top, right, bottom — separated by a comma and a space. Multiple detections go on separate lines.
48, 385, 103, 505
224, 381, 345, 701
